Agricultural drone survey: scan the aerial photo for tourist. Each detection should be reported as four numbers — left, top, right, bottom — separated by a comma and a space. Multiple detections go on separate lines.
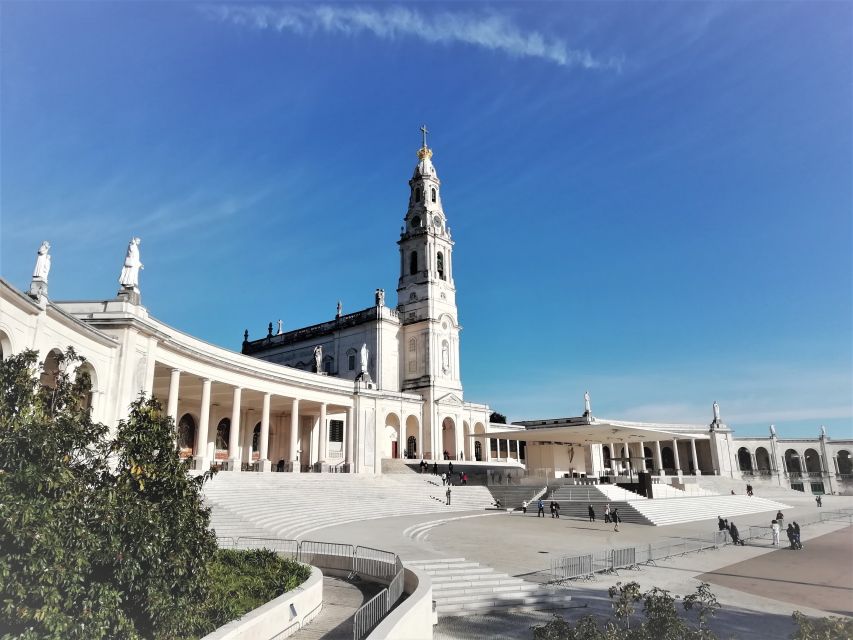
604, 503, 611, 524
446, 487, 451, 505
815, 495, 822, 507
717, 516, 727, 532
494, 498, 502, 509
276, 459, 285, 472
441, 472, 446, 486
793, 521, 802, 549
522, 500, 528, 514
432, 462, 438, 475
462, 472, 467, 485
420, 459, 426, 473
771, 519, 780, 546
728, 521, 744, 546
776, 510, 784, 532
731, 489, 736, 495
537, 499, 545, 517
554, 501, 560, 519
588, 504, 595, 522
448, 461, 453, 475
612, 507, 620, 532
550, 501, 556, 518
786, 523, 796, 549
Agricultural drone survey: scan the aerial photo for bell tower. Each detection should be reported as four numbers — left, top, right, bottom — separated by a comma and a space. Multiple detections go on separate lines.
397, 126, 462, 398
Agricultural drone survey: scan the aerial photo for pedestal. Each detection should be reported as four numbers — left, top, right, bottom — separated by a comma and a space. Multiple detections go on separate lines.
117, 287, 141, 305
258, 459, 272, 472
28, 279, 48, 301
194, 456, 211, 472
223, 459, 242, 472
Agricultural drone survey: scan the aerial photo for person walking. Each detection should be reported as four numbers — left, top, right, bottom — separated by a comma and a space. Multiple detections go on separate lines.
446, 486, 451, 506
441, 472, 446, 486
522, 500, 528, 515
588, 504, 596, 522
718, 516, 727, 532
554, 501, 561, 519
771, 519, 781, 546
786, 523, 796, 549
550, 501, 556, 518
537, 499, 545, 517
612, 507, 620, 532
793, 521, 802, 549
604, 503, 611, 524
448, 461, 454, 476
432, 462, 438, 475
776, 510, 784, 532
729, 521, 744, 546
815, 495, 823, 507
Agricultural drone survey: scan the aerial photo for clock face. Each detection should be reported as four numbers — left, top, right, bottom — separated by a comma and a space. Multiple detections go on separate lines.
411, 216, 420, 228
433, 215, 442, 227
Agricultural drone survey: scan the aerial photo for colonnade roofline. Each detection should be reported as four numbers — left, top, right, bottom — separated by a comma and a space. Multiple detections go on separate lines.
472, 421, 710, 446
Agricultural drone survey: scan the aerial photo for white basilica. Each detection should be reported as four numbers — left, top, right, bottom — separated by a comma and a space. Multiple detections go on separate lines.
1, 132, 850, 494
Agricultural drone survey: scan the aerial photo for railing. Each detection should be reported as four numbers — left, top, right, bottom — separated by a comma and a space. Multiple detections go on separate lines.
213, 536, 406, 640
550, 531, 726, 582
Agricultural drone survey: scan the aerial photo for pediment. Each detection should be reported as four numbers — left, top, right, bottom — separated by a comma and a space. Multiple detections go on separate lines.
436, 392, 464, 406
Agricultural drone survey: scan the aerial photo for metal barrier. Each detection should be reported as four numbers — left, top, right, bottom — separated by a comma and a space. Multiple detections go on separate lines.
611, 546, 637, 571
354, 545, 399, 580
236, 536, 299, 559
353, 588, 389, 640
388, 566, 406, 604
551, 553, 594, 581
820, 510, 853, 524
216, 536, 236, 549
298, 540, 356, 574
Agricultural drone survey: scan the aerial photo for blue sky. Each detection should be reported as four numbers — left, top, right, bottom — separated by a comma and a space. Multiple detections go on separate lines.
2, 2, 851, 437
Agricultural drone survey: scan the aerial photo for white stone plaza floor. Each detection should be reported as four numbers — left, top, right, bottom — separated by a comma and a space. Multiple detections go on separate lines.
284, 488, 853, 639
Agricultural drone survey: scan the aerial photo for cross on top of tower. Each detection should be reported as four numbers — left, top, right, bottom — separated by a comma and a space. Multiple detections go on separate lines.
417, 124, 433, 160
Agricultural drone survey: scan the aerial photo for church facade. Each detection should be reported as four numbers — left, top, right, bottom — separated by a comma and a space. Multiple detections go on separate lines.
1, 133, 849, 491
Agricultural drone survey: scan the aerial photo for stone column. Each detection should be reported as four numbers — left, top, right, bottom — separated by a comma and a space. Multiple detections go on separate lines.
289, 398, 300, 473
639, 441, 648, 471
166, 369, 181, 424
418, 419, 424, 461
318, 403, 328, 470
194, 379, 212, 471
623, 443, 631, 472
345, 406, 354, 471
672, 438, 681, 474
259, 393, 271, 471
610, 442, 619, 473
690, 438, 700, 475
397, 418, 404, 459
654, 440, 664, 475
228, 387, 242, 471
485, 435, 492, 462
505, 439, 511, 461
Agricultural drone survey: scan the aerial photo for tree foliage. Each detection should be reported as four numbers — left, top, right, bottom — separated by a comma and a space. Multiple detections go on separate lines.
0, 348, 264, 639
489, 411, 507, 424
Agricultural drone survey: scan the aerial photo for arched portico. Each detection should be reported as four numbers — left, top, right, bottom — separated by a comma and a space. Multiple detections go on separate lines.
0, 329, 12, 359
177, 413, 197, 458
804, 448, 822, 473
737, 447, 753, 472
838, 450, 852, 475
755, 447, 771, 472
473, 422, 486, 461
441, 417, 457, 460
405, 415, 419, 458
463, 420, 471, 460
385, 412, 401, 458
785, 449, 801, 473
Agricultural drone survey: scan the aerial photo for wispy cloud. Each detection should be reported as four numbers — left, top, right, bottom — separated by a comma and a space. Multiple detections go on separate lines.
201, 4, 623, 71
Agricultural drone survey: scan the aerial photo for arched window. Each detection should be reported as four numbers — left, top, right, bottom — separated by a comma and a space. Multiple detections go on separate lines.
409, 251, 418, 275
838, 450, 852, 475
408, 338, 416, 353
431, 187, 436, 202
178, 414, 196, 454
415, 187, 421, 202
474, 440, 482, 461
602, 445, 612, 468
804, 448, 822, 473
407, 435, 417, 457
216, 418, 231, 451
755, 447, 771, 471
437, 252, 445, 280
76, 363, 96, 411
661, 446, 675, 470
784, 449, 800, 473
40, 349, 62, 390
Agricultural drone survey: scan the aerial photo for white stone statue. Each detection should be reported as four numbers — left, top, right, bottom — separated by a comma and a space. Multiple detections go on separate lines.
277, 319, 283, 335
769, 424, 777, 437
360, 343, 369, 373
336, 301, 342, 318
118, 237, 143, 289
313, 345, 323, 372
441, 341, 449, 373
712, 401, 720, 422
584, 391, 591, 415
375, 288, 385, 307
820, 425, 827, 438
32, 241, 51, 281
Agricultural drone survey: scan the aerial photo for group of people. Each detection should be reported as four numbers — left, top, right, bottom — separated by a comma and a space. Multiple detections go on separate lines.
718, 510, 803, 550
584, 503, 621, 531
718, 516, 745, 545
745, 484, 754, 497
439, 471, 468, 486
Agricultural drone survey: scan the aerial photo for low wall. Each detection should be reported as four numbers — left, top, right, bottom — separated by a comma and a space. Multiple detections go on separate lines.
366, 566, 434, 640
201, 564, 323, 640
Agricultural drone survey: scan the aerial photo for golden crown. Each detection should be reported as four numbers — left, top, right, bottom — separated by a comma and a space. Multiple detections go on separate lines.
417, 146, 433, 160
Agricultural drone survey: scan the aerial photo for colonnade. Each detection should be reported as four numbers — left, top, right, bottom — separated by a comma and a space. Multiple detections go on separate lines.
164, 368, 353, 473
606, 437, 702, 476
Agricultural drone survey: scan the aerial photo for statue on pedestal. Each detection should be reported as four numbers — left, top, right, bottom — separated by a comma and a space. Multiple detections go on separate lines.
336, 301, 342, 318
584, 391, 592, 416
33, 241, 51, 280
277, 319, 283, 335
769, 424, 777, 437
29, 241, 51, 300
313, 345, 323, 373
118, 237, 143, 290
820, 425, 827, 439
375, 289, 385, 307
360, 343, 369, 373
712, 401, 720, 423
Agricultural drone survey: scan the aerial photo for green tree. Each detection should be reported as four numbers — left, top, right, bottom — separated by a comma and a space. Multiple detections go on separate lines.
489, 411, 507, 424
0, 349, 138, 639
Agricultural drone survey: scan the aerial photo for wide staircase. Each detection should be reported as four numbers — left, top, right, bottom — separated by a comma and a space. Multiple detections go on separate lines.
204, 472, 495, 540
487, 485, 547, 509
405, 558, 572, 616
548, 483, 790, 526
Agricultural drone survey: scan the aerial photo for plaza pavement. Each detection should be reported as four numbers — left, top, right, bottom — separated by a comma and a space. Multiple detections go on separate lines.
302, 490, 853, 639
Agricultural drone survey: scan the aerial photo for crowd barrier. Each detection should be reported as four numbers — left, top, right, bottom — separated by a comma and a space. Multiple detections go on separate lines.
214, 536, 405, 640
